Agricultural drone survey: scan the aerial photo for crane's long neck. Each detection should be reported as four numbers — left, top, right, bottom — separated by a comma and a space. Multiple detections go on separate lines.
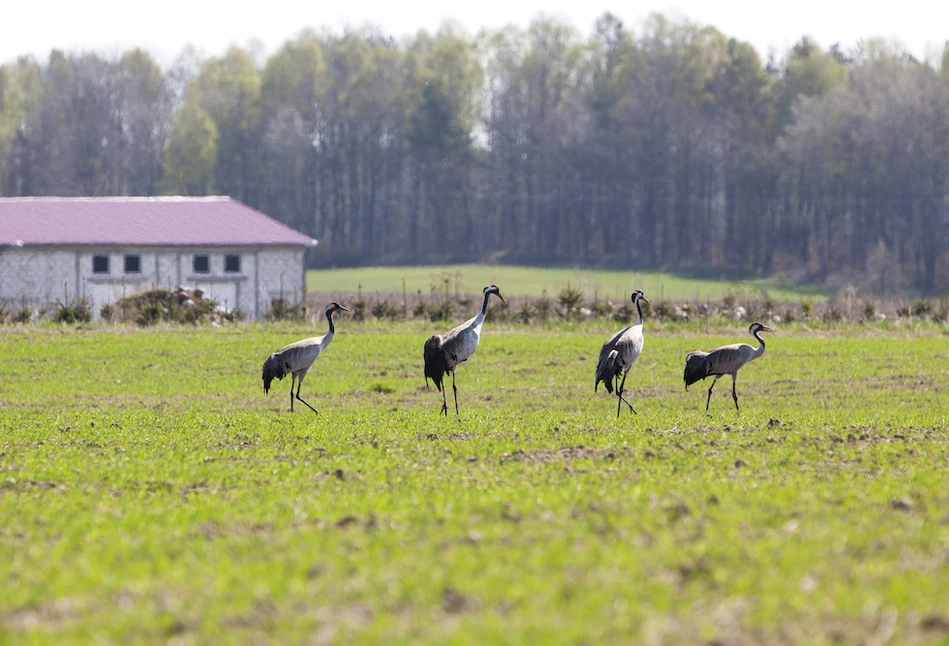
634, 298, 644, 325
323, 310, 335, 342
472, 291, 491, 327
751, 329, 766, 358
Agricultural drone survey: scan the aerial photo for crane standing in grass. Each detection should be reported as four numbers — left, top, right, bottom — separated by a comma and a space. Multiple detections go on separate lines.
683, 322, 774, 412
595, 290, 649, 417
262, 302, 349, 413
424, 284, 506, 417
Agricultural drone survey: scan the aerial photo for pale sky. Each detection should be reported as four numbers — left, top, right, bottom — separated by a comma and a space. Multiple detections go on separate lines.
2, 0, 947, 67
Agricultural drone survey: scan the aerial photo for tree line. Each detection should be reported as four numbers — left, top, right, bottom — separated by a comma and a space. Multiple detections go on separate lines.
1, 14, 948, 293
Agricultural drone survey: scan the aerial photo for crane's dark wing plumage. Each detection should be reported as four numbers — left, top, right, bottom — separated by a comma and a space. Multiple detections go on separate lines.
683, 351, 710, 390
595, 327, 627, 393
262, 352, 289, 393
595, 349, 619, 393
423, 335, 448, 392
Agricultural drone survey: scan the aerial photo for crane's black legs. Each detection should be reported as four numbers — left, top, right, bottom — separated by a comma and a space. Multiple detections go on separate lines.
616, 377, 622, 418
731, 375, 739, 412
706, 375, 722, 411
451, 371, 460, 418
289, 375, 318, 414
437, 371, 450, 416
615, 371, 637, 417
295, 381, 319, 415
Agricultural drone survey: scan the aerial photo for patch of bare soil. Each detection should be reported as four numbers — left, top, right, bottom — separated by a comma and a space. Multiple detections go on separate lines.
815, 426, 948, 445
215, 435, 259, 450
441, 586, 478, 614
643, 603, 949, 646
419, 432, 471, 442
498, 445, 631, 464
224, 600, 279, 630
196, 520, 275, 540
334, 514, 379, 530
2, 597, 83, 630
0, 478, 68, 493
315, 468, 364, 483
310, 603, 374, 646
180, 483, 221, 500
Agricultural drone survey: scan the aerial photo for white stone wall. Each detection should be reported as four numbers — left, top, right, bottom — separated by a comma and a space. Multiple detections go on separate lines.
157, 253, 179, 287
0, 246, 306, 320
257, 248, 306, 318
0, 248, 78, 312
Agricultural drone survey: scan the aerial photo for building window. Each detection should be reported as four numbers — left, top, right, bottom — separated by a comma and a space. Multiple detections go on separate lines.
92, 255, 109, 274
193, 254, 210, 274
224, 254, 241, 273
124, 254, 141, 274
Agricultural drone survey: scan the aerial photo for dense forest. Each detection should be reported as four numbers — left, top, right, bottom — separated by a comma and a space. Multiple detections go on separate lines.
1, 14, 948, 293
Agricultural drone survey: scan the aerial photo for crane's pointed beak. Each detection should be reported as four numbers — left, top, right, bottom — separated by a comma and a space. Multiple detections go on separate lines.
640, 296, 650, 305
496, 291, 506, 304
761, 325, 774, 333
338, 305, 350, 313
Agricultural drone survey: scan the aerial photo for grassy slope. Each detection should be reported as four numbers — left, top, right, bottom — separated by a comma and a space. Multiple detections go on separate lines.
1, 322, 947, 644
306, 265, 825, 301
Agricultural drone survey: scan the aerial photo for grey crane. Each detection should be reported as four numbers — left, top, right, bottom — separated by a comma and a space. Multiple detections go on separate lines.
424, 284, 505, 416
595, 290, 649, 417
261, 302, 349, 413
683, 322, 774, 412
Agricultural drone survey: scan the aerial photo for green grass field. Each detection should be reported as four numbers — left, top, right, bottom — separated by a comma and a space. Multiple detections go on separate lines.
1, 320, 948, 644
307, 265, 825, 302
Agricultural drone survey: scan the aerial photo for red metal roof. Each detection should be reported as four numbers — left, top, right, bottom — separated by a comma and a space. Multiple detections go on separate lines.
0, 196, 316, 247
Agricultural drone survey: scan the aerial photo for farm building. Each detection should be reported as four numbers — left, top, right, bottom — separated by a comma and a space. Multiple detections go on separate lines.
0, 196, 316, 320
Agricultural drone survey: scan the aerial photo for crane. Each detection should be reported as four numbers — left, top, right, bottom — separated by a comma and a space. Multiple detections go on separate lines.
595, 290, 649, 417
424, 284, 505, 416
261, 302, 349, 413
683, 322, 774, 412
